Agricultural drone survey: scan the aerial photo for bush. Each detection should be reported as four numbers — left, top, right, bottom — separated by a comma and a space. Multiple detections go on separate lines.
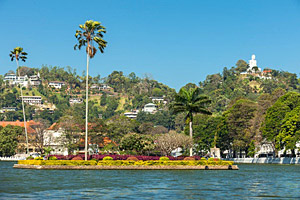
34, 156, 43, 160
126, 156, 139, 161
26, 156, 34, 160
184, 157, 195, 161
103, 156, 113, 161
48, 156, 57, 160
72, 156, 83, 160
159, 156, 170, 161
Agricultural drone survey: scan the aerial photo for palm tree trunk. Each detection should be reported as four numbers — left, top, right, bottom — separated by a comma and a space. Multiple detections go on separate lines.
85, 53, 90, 161
16, 61, 29, 155
189, 121, 193, 156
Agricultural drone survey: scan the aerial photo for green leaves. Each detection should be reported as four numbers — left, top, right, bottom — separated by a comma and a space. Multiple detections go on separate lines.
9, 47, 28, 62
74, 20, 107, 58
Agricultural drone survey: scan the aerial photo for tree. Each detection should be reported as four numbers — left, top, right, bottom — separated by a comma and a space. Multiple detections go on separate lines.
120, 133, 155, 155
225, 99, 257, 157
155, 131, 193, 156
235, 60, 248, 73
30, 119, 50, 155
0, 125, 23, 156
261, 92, 300, 156
74, 20, 107, 160
276, 106, 300, 156
170, 87, 211, 156
9, 47, 29, 154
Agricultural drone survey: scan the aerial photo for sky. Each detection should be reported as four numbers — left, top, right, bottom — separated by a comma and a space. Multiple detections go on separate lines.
1, 0, 300, 90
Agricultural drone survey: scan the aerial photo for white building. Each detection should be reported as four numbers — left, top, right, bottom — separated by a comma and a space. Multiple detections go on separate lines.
69, 98, 83, 104
44, 126, 68, 156
124, 110, 139, 119
21, 96, 42, 105
142, 103, 157, 114
4, 73, 28, 87
151, 97, 167, 104
49, 81, 65, 89
29, 73, 41, 86
99, 84, 112, 90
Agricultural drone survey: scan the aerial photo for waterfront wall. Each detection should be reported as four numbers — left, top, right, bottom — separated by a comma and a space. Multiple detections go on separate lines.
225, 157, 300, 164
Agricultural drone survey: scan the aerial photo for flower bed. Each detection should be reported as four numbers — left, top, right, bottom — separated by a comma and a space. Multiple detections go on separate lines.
18, 159, 233, 166
48, 155, 205, 161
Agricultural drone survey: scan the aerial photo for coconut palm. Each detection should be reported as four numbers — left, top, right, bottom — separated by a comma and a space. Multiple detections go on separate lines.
9, 47, 29, 154
74, 20, 107, 160
171, 87, 212, 156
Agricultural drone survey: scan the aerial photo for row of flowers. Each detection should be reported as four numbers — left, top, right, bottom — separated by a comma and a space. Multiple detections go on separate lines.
19, 159, 233, 166
47, 154, 209, 161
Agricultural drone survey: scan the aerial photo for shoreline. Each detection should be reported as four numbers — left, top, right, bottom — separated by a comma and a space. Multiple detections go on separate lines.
13, 164, 239, 170
224, 157, 300, 164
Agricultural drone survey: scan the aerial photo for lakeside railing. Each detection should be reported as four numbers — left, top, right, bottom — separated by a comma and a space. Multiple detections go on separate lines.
0, 156, 26, 161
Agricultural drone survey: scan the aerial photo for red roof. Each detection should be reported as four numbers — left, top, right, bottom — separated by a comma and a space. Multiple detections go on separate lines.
0, 120, 39, 134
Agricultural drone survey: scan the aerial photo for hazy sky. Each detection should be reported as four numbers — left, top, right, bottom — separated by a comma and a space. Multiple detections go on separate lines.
1, 0, 300, 89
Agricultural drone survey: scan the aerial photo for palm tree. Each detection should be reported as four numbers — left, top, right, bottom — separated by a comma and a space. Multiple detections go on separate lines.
171, 87, 211, 156
74, 20, 107, 161
9, 47, 29, 154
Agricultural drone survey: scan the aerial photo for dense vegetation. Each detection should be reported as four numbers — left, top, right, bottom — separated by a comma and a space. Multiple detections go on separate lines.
1, 59, 300, 157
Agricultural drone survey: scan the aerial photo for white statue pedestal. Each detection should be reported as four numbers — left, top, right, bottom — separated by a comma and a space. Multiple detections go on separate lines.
210, 147, 221, 158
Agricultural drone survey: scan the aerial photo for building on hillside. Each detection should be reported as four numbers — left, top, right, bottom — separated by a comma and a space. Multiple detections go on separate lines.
69, 98, 83, 104
99, 84, 113, 91
150, 96, 167, 104
142, 103, 157, 114
124, 110, 139, 119
4, 72, 41, 87
90, 84, 100, 90
4, 73, 28, 87
21, 96, 42, 105
240, 54, 272, 80
0, 107, 17, 113
28, 73, 41, 86
48, 81, 65, 89
0, 120, 40, 153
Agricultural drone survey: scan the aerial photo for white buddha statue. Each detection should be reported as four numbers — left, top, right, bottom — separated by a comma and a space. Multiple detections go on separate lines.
248, 54, 261, 73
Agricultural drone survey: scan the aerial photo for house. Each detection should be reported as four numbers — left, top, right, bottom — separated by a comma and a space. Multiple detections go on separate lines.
124, 110, 139, 119
0, 107, 17, 113
44, 123, 68, 155
142, 103, 157, 114
4, 73, 28, 87
21, 96, 42, 105
69, 98, 83, 104
90, 84, 100, 90
48, 81, 65, 89
150, 97, 167, 104
99, 84, 113, 91
28, 73, 41, 86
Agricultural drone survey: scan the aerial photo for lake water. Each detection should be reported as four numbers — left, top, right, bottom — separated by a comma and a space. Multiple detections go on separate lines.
0, 162, 299, 199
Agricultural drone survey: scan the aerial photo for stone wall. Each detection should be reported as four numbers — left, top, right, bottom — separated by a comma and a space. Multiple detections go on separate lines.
225, 157, 300, 164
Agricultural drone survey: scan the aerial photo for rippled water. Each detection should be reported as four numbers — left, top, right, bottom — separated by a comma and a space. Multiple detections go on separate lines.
0, 162, 299, 199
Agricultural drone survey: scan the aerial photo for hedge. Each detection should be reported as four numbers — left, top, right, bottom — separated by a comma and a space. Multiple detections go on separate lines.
18, 160, 234, 166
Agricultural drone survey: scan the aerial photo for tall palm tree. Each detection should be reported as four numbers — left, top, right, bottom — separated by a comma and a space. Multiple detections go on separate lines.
171, 87, 212, 156
74, 20, 107, 161
9, 47, 29, 154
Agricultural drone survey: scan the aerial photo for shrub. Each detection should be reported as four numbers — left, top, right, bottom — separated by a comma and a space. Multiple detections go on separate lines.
126, 156, 139, 161
34, 156, 43, 160
48, 156, 57, 160
103, 156, 113, 161
72, 156, 83, 160
208, 157, 220, 161
184, 157, 195, 161
159, 156, 170, 161
26, 156, 34, 160
200, 157, 206, 160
